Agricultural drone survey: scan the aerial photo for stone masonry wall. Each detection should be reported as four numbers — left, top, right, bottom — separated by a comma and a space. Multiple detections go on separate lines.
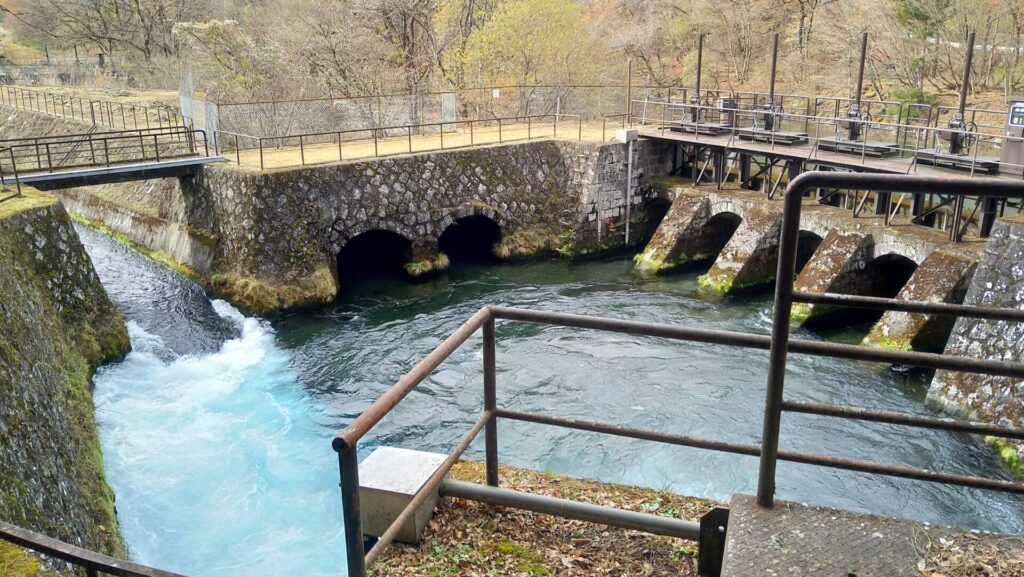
930, 216, 1024, 471
0, 188, 130, 560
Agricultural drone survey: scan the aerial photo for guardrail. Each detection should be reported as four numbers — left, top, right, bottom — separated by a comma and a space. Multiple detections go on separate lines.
0, 127, 209, 177
0, 520, 185, 577
215, 113, 584, 170
0, 85, 189, 130
334, 171, 1024, 576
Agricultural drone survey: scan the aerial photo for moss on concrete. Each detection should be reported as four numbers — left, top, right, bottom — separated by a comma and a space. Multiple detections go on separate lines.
985, 437, 1024, 480
210, 266, 337, 314
0, 188, 129, 559
405, 253, 450, 277
493, 226, 563, 260
0, 542, 58, 577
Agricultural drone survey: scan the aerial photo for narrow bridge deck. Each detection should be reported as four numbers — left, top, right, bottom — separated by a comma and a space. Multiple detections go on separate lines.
15, 156, 227, 190
722, 494, 1023, 577
638, 127, 1016, 181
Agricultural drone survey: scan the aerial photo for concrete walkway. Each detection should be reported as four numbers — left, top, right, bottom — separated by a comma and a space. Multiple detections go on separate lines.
721, 493, 1023, 577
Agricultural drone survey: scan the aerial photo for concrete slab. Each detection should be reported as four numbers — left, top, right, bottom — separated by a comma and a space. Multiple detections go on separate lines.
721, 493, 1022, 577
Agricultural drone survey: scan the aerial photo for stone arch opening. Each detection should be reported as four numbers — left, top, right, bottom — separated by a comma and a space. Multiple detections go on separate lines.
805, 252, 918, 330
795, 231, 824, 274
336, 229, 412, 281
636, 197, 674, 240
438, 215, 502, 262
694, 211, 743, 263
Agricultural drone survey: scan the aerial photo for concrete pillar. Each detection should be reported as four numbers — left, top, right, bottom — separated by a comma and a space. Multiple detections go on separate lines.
634, 193, 711, 274
863, 250, 976, 351
790, 230, 875, 324
699, 205, 782, 295
929, 218, 1024, 475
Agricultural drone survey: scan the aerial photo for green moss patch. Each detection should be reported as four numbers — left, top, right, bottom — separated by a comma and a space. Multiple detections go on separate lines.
493, 226, 564, 261
211, 266, 337, 314
405, 253, 450, 278
0, 543, 58, 577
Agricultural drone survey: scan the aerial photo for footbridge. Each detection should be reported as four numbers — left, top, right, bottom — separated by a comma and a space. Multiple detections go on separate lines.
0, 126, 223, 194
627, 97, 1024, 244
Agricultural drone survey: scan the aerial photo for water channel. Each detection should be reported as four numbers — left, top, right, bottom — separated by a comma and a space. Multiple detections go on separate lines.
77, 223, 1024, 577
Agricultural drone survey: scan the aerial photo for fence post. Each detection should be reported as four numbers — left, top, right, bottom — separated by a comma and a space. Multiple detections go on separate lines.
484, 318, 498, 487
236, 135, 241, 166
299, 135, 305, 165
260, 139, 265, 170
408, 125, 412, 154
756, 181, 804, 509
499, 119, 503, 143
338, 132, 343, 162
338, 445, 367, 577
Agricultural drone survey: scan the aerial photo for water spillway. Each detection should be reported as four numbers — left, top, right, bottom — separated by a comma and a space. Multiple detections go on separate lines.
77, 225, 1024, 577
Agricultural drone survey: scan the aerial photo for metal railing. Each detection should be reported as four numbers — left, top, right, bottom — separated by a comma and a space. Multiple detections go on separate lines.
215, 113, 583, 170
0, 520, 185, 577
334, 175, 1024, 575
0, 127, 209, 177
623, 98, 1024, 241
0, 86, 189, 130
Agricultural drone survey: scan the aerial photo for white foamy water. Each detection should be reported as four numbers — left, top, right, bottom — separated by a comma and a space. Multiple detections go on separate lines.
93, 301, 345, 577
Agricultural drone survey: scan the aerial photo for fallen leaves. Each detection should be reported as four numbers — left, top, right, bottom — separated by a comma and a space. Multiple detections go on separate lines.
369, 461, 718, 576
917, 531, 1024, 577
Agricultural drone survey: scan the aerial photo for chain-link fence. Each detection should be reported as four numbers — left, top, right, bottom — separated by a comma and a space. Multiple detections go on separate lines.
209, 85, 673, 146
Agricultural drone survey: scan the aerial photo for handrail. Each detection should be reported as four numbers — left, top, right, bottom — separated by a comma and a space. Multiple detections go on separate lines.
217, 113, 584, 170
0, 85, 190, 131
0, 128, 210, 176
0, 520, 186, 577
334, 188, 1024, 576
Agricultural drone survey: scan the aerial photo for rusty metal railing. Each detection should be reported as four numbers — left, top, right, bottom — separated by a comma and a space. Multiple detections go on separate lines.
0, 127, 210, 177
334, 172, 1024, 576
0, 520, 185, 577
215, 113, 584, 170
0, 85, 189, 130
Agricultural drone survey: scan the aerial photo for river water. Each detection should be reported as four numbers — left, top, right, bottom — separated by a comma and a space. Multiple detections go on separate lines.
77, 224, 1024, 577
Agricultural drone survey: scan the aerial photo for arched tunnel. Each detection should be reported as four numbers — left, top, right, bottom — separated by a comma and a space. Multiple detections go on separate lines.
438, 215, 502, 262
805, 252, 918, 330
336, 229, 412, 281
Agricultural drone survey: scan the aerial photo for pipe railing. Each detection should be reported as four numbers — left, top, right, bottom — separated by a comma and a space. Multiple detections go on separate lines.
0, 128, 210, 176
215, 113, 584, 170
335, 180, 1024, 573
0, 520, 185, 577
0, 85, 190, 130
627, 97, 1024, 240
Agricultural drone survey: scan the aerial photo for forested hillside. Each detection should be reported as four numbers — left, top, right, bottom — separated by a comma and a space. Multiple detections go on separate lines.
6, 0, 1022, 107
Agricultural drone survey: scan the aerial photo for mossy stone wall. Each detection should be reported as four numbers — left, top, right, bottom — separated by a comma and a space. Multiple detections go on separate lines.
0, 188, 129, 560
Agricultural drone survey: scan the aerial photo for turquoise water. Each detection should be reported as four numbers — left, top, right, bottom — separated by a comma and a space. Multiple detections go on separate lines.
78, 224, 1024, 577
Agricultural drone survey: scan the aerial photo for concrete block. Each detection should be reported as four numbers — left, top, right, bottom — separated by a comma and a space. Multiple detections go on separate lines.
359, 446, 448, 544
615, 128, 638, 142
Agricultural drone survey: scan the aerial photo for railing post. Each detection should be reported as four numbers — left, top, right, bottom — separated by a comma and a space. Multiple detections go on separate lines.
299, 135, 305, 165
236, 135, 242, 166
756, 179, 804, 508
260, 139, 265, 170
498, 119, 503, 143
338, 132, 343, 162
154, 134, 161, 162
338, 445, 367, 577
484, 318, 499, 487
9, 148, 21, 198
408, 125, 412, 154
527, 116, 531, 139
470, 121, 474, 147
